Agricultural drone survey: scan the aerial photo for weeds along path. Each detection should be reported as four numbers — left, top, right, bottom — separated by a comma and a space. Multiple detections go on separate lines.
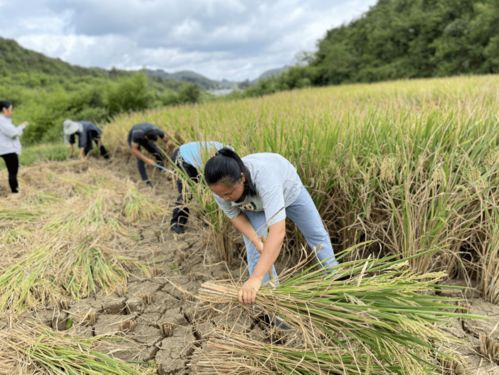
0, 159, 497, 374
0, 159, 241, 374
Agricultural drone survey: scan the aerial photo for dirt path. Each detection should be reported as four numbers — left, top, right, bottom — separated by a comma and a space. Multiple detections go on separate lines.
2, 158, 498, 374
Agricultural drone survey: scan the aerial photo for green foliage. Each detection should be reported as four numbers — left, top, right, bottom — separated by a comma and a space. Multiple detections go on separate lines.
20, 143, 69, 166
241, 0, 499, 97
0, 144, 68, 170
0, 37, 208, 144
106, 74, 499, 301
106, 74, 153, 116
177, 83, 201, 104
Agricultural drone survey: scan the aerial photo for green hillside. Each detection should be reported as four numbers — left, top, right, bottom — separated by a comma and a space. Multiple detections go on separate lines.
0, 37, 203, 144
0, 38, 107, 77
242, 0, 499, 96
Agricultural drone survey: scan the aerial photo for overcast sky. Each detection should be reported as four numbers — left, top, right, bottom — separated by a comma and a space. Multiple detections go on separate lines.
0, 0, 377, 81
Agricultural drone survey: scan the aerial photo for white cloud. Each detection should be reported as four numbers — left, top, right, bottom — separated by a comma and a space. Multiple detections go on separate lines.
1, 0, 377, 80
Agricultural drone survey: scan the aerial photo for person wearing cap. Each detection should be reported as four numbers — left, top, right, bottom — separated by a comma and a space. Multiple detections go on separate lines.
170, 141, 225, 234
128, 122, 169, 186
63, 120, 110, 160
0, 100, 28, 194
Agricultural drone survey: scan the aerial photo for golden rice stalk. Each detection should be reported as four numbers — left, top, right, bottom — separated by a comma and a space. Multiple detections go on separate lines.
192, 330, 386, 375
0, 322, 154, 374
122, 184, 163, 223
198, 253, 474, 374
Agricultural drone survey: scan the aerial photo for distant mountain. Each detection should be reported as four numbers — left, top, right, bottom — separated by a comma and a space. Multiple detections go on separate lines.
0, 37, 109, 78
0, 37, 239, 91
143, 68, 239, 91
255, 66, 290, 81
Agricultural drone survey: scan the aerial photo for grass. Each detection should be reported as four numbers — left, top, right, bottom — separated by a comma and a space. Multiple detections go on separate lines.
0, 233, 148, 312
195, 331, 391, 374
198, 250, 480, 374
0, 165, 154, 313
103, 74, 499, 298
0, 143, 68, 170
122, 183, 164, 222
0, 322, 154, 374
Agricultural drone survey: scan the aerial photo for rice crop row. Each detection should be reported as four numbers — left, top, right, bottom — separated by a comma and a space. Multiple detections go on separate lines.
104, 74, 499, 299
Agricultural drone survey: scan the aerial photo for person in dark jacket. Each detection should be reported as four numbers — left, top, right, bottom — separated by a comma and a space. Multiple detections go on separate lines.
63, 119, 110, 160
128, 122, 169, 186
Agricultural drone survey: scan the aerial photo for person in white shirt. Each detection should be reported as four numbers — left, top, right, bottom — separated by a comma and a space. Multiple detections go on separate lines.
63, 120, 110, 160
204, 148, 338, 305
0, 101, 28, 194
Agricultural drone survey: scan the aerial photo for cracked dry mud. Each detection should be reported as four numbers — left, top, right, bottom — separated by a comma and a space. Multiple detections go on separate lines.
5, 159, 499, 374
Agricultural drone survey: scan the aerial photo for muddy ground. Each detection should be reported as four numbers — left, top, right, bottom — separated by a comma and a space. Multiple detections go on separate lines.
1, 158, 498, 374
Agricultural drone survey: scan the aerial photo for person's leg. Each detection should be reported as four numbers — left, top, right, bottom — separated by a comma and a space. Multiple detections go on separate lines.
285, 187, 338, 268
95, 136, 110, 159
1, 153, 19, 193
171, 155, 199, 231
170, 149, 188, 231
171, 184, 192, 228
136, 158, 149, 182
129, 142, 150, 183
171, 179, 188, 231
243, 211, 279, 284
177, 162, 199, 224
170, 148, 184, 228
83, 132, 94, 156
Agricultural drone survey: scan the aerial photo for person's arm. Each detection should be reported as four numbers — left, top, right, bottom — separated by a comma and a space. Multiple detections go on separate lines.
130, 143, 155, 165
238, 175, 288, 304
239, 220, 286, 305
79, 147, 85, 160
230, 214, 264, 253
0, 118, 27, 138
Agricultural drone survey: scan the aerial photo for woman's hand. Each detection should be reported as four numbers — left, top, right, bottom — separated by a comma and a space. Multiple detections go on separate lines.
239, 277, 262, 305
255, 239, 264, 253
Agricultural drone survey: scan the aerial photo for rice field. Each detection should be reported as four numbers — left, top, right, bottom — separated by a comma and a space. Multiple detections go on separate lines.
105, 74, 499, 300
0, 74, 497, 374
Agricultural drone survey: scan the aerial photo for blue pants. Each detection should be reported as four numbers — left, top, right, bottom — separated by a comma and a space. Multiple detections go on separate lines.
242, 186, 337, 284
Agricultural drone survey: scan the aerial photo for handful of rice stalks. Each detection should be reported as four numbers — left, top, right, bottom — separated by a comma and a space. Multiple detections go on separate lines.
198, 253, 475, 374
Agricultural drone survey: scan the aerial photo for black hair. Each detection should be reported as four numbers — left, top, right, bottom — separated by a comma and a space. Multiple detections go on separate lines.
0, 101, 12, 112
145, 126, 164, 142
204, 147, 257, 197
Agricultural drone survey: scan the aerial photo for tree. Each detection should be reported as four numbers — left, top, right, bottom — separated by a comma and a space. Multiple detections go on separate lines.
177, 83, 200, 104
106, 74, 152, 116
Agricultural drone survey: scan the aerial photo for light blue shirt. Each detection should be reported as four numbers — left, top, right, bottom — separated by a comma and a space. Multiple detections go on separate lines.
179, 141, 225, 169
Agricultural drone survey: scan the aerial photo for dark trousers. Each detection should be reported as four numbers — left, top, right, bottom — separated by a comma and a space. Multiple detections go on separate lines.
170, 148, 199, 227
134, 141, 165, 182
84, 132, 110, 159
1, 153, 19, 193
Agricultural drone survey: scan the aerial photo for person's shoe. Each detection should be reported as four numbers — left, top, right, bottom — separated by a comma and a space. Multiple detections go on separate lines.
170, 224, 186, 234
144, 180, 153, 188
256, 313, 292, 331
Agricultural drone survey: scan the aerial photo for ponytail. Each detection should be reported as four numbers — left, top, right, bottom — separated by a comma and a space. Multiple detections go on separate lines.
204, 148, 256, 196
